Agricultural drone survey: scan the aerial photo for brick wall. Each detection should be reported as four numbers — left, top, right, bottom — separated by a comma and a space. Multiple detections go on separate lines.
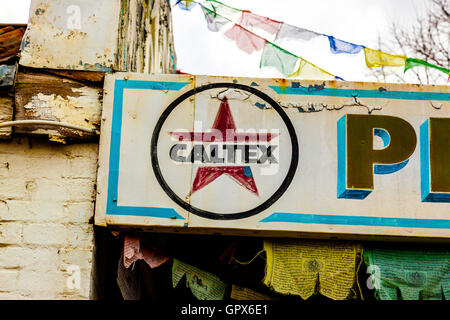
0, 137, 98, 299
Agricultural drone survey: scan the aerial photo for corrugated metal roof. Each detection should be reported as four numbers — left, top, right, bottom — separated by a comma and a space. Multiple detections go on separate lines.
0, 25, 26, 63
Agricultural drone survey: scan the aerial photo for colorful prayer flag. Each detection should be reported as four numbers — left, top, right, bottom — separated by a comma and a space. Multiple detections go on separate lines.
204, 0, 242, 20
238, 10, 282, 35
289, 58, 335, 80
200, 4, 230, 32
275, 23, 321, 42
260, 42, 298, 77
224, 24, 266, 54
364, 47, 406, 68
327, 36, 364, 54
364, 246, 450, 300
172, 259, 227, 300
404, 58, 450, 76
263, 240, 359, 300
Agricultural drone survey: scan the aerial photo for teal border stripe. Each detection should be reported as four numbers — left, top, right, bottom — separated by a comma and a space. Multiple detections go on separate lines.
260, 212, 450, 229
106, 79, 189, 219
269, 86, 450, 101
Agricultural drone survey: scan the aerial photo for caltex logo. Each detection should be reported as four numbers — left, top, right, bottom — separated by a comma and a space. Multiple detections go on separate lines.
151, 83, 299, 220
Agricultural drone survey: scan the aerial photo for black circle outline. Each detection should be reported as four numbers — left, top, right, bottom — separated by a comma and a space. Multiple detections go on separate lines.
151, 83, 299, 220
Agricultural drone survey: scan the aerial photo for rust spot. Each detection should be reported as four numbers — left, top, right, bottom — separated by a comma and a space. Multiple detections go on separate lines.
279, 78, 288, 90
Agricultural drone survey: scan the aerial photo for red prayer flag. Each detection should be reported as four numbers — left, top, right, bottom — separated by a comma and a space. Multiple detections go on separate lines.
224, 24, 266, 54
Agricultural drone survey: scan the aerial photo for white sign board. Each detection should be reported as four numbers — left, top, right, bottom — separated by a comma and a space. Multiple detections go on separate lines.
95, 74, 450, 241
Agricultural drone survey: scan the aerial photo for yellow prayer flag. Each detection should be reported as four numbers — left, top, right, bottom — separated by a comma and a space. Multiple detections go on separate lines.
364, 47, 406, 68
289, 59, 335, 80
230, 284, 275, 300
263, 239, 359, 300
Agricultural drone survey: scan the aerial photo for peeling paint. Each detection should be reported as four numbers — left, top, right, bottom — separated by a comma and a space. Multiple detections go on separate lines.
255, 102, 266, 110
35, 8, 45, 15
280, 96, 385, 114
0, 65, 16, 87
117, 0, 177, 73
213, 88, 251, 101
22, 89, 101, 131
20, 0, 120, 71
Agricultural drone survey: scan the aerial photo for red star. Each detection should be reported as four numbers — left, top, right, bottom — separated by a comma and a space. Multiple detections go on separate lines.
170, 97, 277, 196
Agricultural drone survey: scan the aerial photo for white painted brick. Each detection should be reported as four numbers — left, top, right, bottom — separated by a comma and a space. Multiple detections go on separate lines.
0, 269, 19, 291
63, 202, 94, 223
31, 179, 69, 202
0, 246, 59, 270
8, 157, 68, 180
58, 248, 93, 267
0, 139, 98, 299
0, 179, 28, 200
32, 178, 95, 202
1, 200, 64, 222
0, 222, 22, 244
67, 179, 96, 202
66, 159, 98, 178
23, 224, 67, 246
66, 225, 94, 249
58, 267, 92, 298
17, 270, 65, 294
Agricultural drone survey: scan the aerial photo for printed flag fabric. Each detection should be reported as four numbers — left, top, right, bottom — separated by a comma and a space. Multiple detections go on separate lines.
275, 23, 321, 42
263, 239, 359, 300
364, 47, 406, 68
238, 10, 282, 35
260, 42, 298, 77
289, 58, 335, 80
224, 24, 266, 54
175, 0, 196, 11
404, 58, 450, 75
327, 36, 364, 54
172, 259, 227, 300
200, 4, 230, 32
364, 246, 450, 300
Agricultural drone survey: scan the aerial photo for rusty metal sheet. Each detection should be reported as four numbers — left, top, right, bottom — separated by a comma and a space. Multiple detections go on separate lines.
19, 0, 120, 72
0, 25, 26, 62
0, 65, 16, 87
96, 74, 450, 241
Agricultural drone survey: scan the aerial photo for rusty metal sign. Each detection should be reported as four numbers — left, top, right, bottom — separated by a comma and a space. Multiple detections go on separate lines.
95, 74, 450, 241
19, 0, 120, 71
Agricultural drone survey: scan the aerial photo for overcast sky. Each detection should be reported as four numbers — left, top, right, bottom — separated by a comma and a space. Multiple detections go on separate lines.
1, 0, 427, 82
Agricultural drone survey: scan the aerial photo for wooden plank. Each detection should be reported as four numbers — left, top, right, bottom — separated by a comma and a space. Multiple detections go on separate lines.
0, 93, 13, 138
14, 68, 102, 142
117, 0, 177, 73
44, 69, 105, 84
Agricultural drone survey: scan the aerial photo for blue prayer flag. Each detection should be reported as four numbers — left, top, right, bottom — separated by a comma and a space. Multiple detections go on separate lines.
327, 36, 364, 54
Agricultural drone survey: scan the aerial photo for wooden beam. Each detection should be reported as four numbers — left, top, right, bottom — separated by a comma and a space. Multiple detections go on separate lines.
14, 68, 103, 143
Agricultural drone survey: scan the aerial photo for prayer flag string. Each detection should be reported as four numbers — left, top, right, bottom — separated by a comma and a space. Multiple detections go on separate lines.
175, 0, 450, 80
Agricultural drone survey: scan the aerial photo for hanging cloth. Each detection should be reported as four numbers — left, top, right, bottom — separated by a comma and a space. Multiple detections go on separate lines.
224, 24, 266, 54
363, 246, 450, 300
263, 239, 359, 300
260, 42, 298, 77
364, 47, 406, 68
289, 58, 335, 80
172, 259, 227, 300
327, 35, 364, 54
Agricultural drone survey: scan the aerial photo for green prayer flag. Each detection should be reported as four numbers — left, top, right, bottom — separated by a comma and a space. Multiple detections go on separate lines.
363, 246, 450, 300
260, 42, 298, 77
172, 259, 227, 300
404, 58, 450, 75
